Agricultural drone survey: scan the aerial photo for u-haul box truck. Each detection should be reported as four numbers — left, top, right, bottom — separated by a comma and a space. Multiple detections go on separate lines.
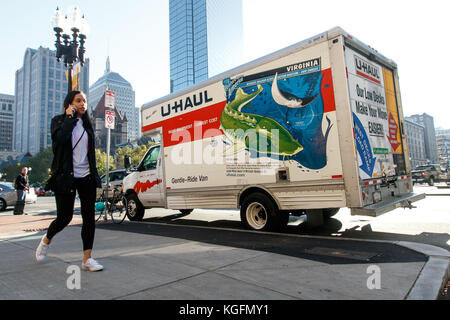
122, 27, 424, 231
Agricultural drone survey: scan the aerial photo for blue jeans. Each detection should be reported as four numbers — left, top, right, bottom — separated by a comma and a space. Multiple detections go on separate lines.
16, 190, 26, 202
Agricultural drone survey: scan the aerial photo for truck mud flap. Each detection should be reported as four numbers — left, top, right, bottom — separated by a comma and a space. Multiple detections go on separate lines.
351, 193, 426, 217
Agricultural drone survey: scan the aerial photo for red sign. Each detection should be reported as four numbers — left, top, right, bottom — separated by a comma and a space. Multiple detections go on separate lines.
105, 110, 115, 129
387, 113, 400, 151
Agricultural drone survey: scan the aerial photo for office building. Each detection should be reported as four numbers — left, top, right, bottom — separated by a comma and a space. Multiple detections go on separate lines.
0, 94, 15, 151
89, 57, 140, 142
436, 127, 450, 139
91, 92, 128, 154
405, 113, 438, 164
436, 135, 450, 168
169, 0, 243, 93
14, 47, 89, 154
404, 119, 427, 169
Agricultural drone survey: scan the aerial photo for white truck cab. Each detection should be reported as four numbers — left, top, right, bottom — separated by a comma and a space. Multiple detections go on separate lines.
123, 144, 163, 220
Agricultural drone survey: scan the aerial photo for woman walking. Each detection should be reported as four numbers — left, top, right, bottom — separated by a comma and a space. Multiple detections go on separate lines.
36, 90, 103, 272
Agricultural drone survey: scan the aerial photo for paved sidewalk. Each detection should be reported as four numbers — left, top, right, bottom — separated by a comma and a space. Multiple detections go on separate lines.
0, 215, 83, 237
0, 217, 448, 300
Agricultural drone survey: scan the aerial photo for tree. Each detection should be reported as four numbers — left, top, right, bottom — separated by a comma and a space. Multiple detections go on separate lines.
25, 147, 53, 185
0, 162, 23, 183
115, 146, 133, 169
114, 141, 155, 168
0, 147, 53, 186
95, 149, 116, 177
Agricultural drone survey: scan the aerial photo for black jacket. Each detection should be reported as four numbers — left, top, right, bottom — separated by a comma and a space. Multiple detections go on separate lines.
49, 113, 101, 195
15, 173, 28, 190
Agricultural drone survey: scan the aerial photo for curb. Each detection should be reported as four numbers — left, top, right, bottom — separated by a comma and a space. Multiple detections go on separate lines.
398, 242, 450, 300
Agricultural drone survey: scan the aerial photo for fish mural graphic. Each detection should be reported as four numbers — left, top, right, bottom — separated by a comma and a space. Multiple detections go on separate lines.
220, 85, 303, 156
221, 65, 334, 169
271, 73, 318, 109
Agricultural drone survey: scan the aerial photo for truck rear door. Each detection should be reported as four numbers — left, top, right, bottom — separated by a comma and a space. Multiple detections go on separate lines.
345, 46, 405, 179
343, 43, 424, 216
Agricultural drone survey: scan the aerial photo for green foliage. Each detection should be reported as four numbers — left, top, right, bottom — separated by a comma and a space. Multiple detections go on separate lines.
95, 149, 116, 177
114, 141, 155, 168
0, 147, 53, 186
0, 162, 24, 183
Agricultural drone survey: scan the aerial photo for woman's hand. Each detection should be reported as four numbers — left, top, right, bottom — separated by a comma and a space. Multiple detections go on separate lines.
66, 105, 76, 117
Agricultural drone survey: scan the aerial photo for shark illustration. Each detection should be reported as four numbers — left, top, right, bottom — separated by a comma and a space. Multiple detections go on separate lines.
220, 85, 303, 157
271, 73, 318, 108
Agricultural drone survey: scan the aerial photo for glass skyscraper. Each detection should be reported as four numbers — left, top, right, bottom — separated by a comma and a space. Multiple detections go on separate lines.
169, 0, 243, 93
14, 47, 89, 154
0, 93, 14, 152
89, 57, 141, 142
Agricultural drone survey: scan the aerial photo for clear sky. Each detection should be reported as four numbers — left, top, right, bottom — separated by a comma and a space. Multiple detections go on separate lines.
1, 0, 449, 128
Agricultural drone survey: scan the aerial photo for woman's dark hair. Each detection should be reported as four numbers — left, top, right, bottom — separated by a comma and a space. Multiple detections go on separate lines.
63, 90, 93, 128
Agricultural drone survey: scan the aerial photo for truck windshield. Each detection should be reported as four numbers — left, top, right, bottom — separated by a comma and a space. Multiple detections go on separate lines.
141, 146, 160, 171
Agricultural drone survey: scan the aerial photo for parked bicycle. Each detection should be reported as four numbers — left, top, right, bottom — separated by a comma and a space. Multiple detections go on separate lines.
95, 185, 127, 224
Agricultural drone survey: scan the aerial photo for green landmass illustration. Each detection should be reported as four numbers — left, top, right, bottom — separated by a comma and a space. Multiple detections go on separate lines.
220, 85, 303, 156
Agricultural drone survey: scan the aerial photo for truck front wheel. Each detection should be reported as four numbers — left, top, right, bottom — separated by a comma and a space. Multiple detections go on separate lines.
125, 193, 145, 221
240, 193, 283, 231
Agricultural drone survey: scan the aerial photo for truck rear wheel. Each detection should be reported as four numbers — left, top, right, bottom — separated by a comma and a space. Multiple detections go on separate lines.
323, 208, 340, 219
428, 177, 434, 186
125, 193, 145, 221
240, 192, 283, 231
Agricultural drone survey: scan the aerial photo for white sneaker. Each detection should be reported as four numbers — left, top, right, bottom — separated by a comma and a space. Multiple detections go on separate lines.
36, 236, 49, 262
81, 258, 103, 272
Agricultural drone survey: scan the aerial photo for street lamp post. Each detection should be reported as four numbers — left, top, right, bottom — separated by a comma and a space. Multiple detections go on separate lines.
52, 6, 90, 94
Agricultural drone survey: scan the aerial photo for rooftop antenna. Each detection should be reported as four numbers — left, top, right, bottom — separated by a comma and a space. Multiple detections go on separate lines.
105, 37, 111, 73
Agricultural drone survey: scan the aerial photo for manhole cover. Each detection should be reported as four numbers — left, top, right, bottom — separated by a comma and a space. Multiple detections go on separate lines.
304, 247, 378, 261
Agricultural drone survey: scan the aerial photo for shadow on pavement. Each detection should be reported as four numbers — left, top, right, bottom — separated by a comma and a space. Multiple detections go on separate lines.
96, 218, 427, 266
289, 218, 450, 252
142, 213, 450, 252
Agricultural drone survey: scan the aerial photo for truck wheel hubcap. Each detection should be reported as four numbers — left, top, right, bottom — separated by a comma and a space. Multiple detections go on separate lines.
127, 199, 137, 217
246, 202, 267, 229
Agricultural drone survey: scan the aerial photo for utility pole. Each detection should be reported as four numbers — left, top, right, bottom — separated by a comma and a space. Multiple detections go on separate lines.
104, 89, 116, 218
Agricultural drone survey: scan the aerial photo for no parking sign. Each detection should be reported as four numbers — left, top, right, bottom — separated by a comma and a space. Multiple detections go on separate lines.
105, 90, 115, 129
105, 110, 115, 129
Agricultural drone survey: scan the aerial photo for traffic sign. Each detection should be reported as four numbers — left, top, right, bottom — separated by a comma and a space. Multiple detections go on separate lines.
105, 110, 115, 129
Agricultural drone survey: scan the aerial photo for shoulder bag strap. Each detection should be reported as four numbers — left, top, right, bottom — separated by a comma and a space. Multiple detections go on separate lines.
72, 129, 86, 151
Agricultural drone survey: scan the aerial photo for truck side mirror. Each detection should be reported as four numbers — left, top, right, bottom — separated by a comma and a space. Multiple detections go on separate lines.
124, 155, 131, 170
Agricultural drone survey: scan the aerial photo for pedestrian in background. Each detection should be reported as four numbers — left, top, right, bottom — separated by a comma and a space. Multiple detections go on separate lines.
14, 167, 29, 215
36, 90, 104, 272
